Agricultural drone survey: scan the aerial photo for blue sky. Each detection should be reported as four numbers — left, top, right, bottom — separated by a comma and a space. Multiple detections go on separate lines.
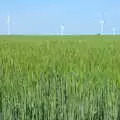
0, 0, 120, 34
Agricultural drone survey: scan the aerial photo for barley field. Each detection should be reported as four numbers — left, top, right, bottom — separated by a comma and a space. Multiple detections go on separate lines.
0, 35, 120, 120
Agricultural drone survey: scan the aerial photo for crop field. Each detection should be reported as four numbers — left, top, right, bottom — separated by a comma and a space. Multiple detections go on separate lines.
0, 35, 120, 120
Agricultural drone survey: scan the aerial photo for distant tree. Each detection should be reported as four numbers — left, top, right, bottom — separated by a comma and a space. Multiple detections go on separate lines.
97, 33, 101, 35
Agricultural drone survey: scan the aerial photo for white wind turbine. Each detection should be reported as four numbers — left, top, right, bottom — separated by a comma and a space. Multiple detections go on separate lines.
112, 28, 116, 35
7, 15, 11, 35
100, 20, 104, 35
60, 24, 64, 35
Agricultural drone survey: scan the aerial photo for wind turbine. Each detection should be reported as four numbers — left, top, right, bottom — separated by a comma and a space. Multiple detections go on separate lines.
100, 20, 104, 35
60, 24, 64, 35
100, 13, 105, 35
7, 15, 11, 35
112, 28, 116, 35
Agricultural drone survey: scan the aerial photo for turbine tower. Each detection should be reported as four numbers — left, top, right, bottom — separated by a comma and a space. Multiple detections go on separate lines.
100, 20, 104, 35
100, 13, 105, 35
7, 15, 11, 35
60, 24, 64, 35
112, 28, 116, 35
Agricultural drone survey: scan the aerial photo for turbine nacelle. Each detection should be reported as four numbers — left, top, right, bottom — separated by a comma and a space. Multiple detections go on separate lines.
100, 20, 104, 24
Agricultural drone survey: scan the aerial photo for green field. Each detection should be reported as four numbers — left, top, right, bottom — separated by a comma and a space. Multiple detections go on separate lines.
0, 35, 120, 120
